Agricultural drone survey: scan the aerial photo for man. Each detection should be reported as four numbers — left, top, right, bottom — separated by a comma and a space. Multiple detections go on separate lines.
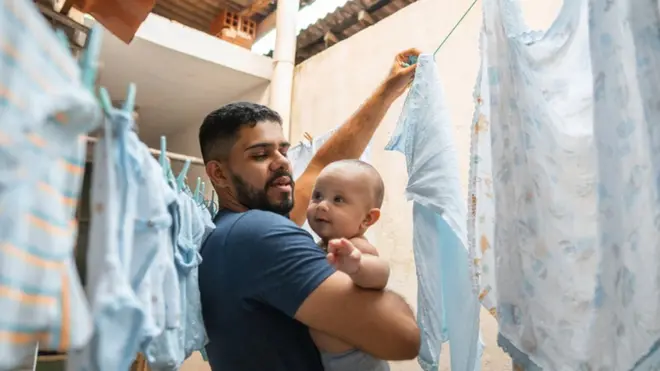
198, 48, 421, 370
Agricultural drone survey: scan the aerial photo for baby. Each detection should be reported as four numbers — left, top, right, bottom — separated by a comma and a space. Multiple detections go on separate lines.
306, 159, 391, 371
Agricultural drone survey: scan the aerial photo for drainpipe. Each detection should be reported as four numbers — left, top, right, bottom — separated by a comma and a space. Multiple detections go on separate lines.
269, 0, 299, 140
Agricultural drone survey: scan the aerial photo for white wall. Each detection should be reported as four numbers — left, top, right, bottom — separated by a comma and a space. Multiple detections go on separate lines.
290, 0, 562, 370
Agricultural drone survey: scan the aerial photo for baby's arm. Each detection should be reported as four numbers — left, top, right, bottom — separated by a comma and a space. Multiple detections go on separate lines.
327, 237, 390, 290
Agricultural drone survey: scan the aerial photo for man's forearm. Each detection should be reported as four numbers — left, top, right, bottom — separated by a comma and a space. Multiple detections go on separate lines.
311, 80, 397, 166
290, 80, 399, 225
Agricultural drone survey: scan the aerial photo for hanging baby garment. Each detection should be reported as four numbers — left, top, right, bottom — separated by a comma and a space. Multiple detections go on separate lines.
67, 107, 151, 371
385, 54, 482, 371
288, 130, 373, 241
144, 189, 211, 371
479, 0, 660, 369
0, 0, 99, 368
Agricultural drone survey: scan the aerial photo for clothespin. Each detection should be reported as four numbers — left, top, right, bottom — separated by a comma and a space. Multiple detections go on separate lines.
200, 182, 206, 204
401, 55, 418, 68
176, 159, 191, 192
123, 83, 137, 114
159, 136, 168, 175
193, 177, 201, 203
209, 190, 216, 215
79, 25, 103, 94
303, 132, 313, 143
98, 87, 113, 117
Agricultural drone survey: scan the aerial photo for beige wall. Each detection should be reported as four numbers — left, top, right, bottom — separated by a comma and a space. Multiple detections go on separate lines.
289, 0, 561, 370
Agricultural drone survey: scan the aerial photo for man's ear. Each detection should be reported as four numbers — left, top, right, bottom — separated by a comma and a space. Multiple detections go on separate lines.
206, 160, 230, 189
361, 208, 381, 228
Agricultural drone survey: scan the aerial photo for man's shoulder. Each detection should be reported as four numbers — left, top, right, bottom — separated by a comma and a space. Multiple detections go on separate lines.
210, 209, 302, 244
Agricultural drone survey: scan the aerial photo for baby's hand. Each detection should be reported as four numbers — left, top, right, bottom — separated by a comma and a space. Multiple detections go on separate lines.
327, 238, 362, 275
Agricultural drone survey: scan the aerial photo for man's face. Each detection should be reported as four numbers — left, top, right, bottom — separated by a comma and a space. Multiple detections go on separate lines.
225, 121, 294, 215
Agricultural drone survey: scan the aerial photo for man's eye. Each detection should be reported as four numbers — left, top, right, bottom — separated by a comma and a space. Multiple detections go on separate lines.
253, 154, 268, 161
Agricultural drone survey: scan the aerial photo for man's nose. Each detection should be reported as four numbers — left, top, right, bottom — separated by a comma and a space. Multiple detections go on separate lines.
270, 151, 291, 173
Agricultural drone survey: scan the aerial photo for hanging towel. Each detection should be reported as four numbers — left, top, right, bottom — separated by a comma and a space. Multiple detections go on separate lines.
385, 54, 481, 371
288, 130, 373, 242
480, 0, 660, 369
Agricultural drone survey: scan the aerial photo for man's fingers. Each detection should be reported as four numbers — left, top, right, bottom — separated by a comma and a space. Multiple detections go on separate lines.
396, 48, 422, 61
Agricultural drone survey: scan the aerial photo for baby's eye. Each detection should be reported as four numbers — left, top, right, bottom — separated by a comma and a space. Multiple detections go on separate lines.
312, 191, 322, 200
333, 196, 343, 203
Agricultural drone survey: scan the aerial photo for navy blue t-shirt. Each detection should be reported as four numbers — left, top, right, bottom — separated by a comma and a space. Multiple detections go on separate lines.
199, 209, 336, 370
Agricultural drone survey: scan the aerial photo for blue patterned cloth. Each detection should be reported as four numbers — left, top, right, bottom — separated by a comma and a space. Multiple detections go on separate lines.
477, 0, 660, 369
386, 54, 482, 371
0, 0, 99, 368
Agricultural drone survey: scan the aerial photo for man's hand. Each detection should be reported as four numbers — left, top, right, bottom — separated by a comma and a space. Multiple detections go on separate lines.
327, 238, 362, 275
381, 48, 422, 100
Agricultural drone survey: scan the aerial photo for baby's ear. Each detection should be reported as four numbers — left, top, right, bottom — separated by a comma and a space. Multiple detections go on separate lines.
362, 208, 381, 228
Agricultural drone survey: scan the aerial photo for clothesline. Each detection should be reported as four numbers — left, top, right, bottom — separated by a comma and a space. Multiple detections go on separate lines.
83, 135, 205, 165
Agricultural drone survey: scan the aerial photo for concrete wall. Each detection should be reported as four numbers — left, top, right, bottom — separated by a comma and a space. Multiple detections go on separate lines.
289, 0, 562, 370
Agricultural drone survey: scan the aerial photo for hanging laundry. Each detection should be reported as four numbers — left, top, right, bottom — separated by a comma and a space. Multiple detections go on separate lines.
478, 0, 660, 369
179, 192, 215, 359
385, 54, 482, 371
0, 0, 100, 369
288, 130, 373, 241
467, 31, 502, 321
144, 185, 214, 370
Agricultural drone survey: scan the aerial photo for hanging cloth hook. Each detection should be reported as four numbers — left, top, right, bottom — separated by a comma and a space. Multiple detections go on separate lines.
98, 87, 113, 117
176, 159, 192, 192
80, 24, 104, 94
200, 182, 206, 204
123, 83, 137, 114
433, 0, 479, 57
193, 177, 202, 202
159, 136, 169, 174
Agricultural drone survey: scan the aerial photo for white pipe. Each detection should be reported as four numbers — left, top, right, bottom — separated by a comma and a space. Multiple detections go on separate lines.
270, 0, 299, 140
84, 136, 205, 165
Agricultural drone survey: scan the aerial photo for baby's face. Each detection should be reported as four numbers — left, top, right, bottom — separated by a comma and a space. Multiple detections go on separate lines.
306, 169, 374, 241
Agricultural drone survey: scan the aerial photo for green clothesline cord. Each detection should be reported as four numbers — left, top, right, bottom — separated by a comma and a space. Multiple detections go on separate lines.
433, 0, 479, 57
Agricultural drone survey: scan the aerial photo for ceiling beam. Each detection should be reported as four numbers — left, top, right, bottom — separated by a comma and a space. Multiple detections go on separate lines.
323, 31, 338, 47
357, 9, 374, 25
239, 0, 272, 17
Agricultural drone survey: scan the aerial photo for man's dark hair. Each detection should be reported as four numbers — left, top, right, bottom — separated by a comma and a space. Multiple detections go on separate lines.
198, 102, 282, 163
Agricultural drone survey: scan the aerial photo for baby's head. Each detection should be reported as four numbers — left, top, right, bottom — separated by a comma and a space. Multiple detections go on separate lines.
307, 159, 384, 242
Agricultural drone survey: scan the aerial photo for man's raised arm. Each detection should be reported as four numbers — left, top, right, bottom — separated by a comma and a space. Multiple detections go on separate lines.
290, 48, 421, 225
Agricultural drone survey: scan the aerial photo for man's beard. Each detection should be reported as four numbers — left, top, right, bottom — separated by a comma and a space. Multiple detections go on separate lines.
231, 170, 295, 215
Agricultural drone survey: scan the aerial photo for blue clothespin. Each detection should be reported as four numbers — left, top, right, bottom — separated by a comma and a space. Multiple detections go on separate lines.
98, 87, 113, 116
176, 159, 191, 192
159, 136, 168, 174
80, 25, 103, 94
123, 83, 136, 114
193, 177, 201, 203
209, 190, 217, 217
402, 55, 418, 68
